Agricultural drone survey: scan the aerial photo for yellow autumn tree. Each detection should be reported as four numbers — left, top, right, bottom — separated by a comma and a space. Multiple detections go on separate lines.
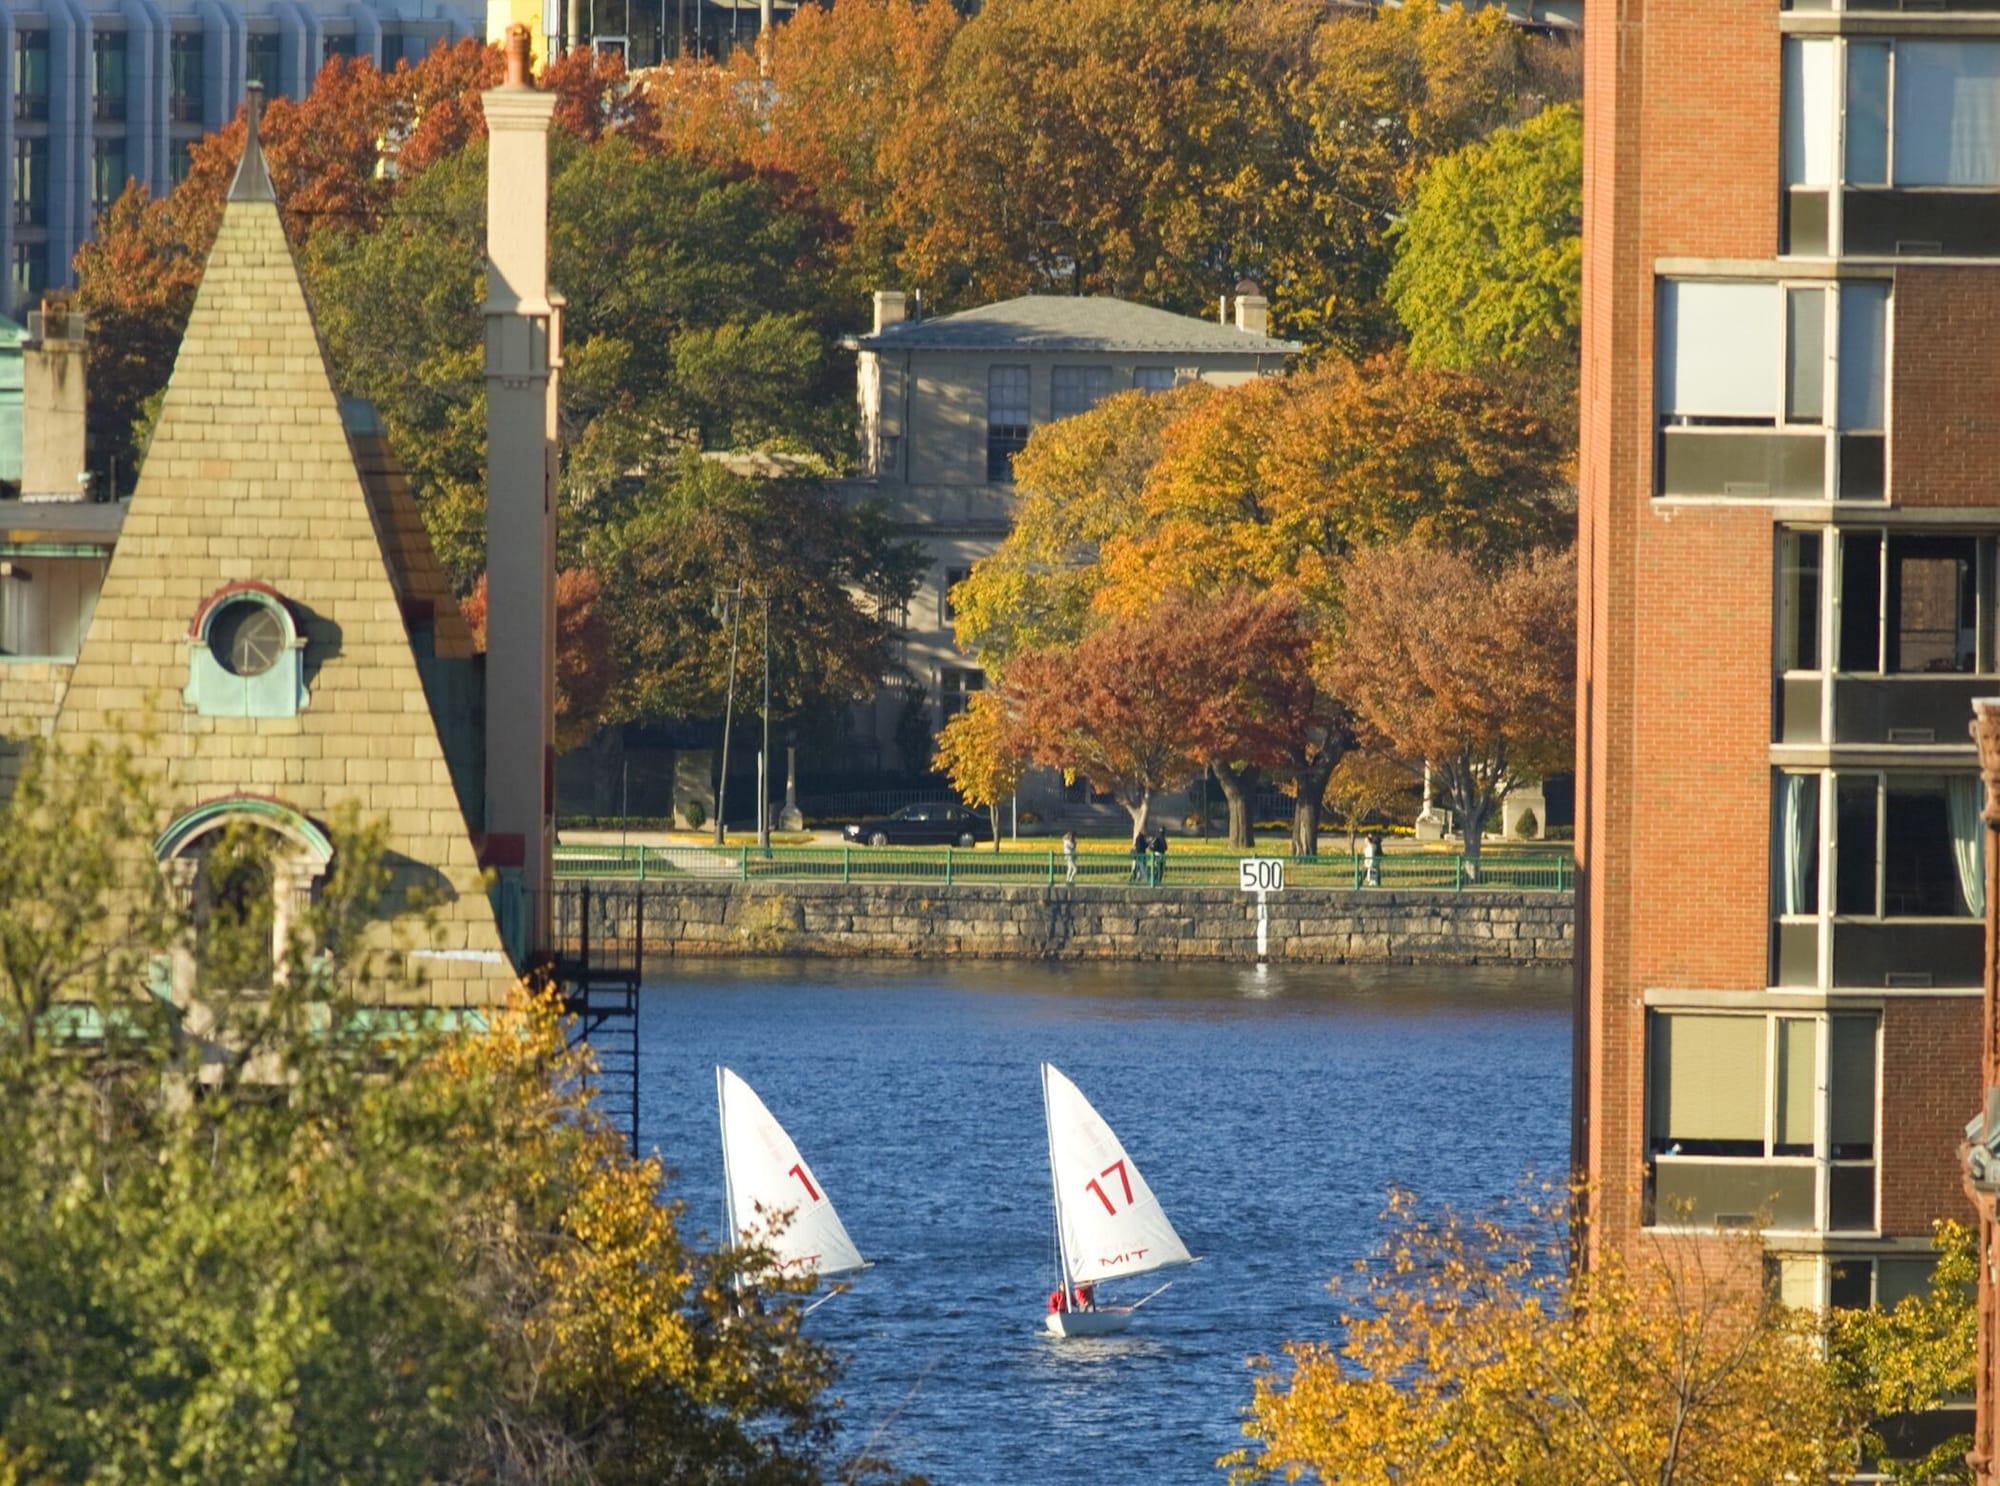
1231, 1188, 1863, 1485
933, 690, 1028, 851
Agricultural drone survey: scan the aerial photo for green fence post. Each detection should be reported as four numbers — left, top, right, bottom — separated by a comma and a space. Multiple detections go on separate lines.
638, 846, 648, 884
1454, 856, 1464, 891
740, 846, 749, 881
945, 846, 954, 886
842, 846, 851, 884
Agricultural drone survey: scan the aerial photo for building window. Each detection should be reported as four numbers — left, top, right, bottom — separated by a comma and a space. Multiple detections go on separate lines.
185, 585, 309, 718
1646, 1010, 1879, 1234
1656, 278, 1886, 500
1051, 365, 1112, 420
92, 31, 127, 121
92, 139, 128, 214
169, 142, 195, 189
9, 244, 43, 316
939, 666, 984, 720
247, 33, 282, 97
12, 137, 47, 228
324, 33, 358, 63
939, 566, 970, 627
1783, 36, 2000, 256
1133, 367, 1178, 394
170, 33, 204, 124
14, 33, 48, 121
1771, 1251, 1935, 1312
875, 432, 900, 476
1773, 768, 1985, 989
986, 365, 1030, 482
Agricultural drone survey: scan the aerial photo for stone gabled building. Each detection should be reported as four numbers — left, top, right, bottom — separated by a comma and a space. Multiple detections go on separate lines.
45, 103, 511, 1007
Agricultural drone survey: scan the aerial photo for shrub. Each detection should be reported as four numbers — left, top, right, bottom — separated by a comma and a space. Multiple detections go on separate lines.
683, 799, 707, 829
1514, 808, 1539, 839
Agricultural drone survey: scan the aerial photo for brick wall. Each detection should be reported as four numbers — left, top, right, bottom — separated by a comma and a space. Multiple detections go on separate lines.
1890, 266, 2000, 507
0, 660, 73, 803
1881, 996, 1981, 1238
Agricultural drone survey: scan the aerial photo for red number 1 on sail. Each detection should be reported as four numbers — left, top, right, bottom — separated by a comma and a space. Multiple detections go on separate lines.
1084, 1159, 1133, 1215
789, 1163, 820, 1202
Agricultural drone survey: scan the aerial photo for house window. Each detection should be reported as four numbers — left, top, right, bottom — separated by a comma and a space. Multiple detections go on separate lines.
9, 244, 43, 316
12, 138, 47, 228
247, 33, 282, 96
92, 31, 127, 121
939, 666, 984, 719
1133, 367, 1178, 394
1656, 278, 1887, 500
986, 365, 1030, 482
169, 33, 204, 124
1771, 1251, 1935, 1311
940, 567, 970, 627
14, 32, 48, 121
1647, 1010, 1879, 1234
1837, 532, 1988, 676
1051, 365, 1112, 420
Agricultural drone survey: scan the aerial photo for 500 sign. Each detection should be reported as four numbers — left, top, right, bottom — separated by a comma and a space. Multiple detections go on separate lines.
1237, 858, 1285, 894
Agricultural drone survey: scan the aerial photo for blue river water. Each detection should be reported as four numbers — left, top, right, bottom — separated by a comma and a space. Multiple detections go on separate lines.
634, 958, 1571, 1486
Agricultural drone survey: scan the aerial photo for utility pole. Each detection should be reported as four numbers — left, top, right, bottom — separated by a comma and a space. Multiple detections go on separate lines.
758, 590, 772, 852
714, 580, 745, 846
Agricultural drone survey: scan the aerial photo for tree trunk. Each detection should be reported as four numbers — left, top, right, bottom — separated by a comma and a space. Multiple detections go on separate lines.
1288, 754, 1338, 858
990, 801, 1002, 852
1449, 769, 1492, 882
1125, 792, 1151, 846
1210, 762, 1258, 849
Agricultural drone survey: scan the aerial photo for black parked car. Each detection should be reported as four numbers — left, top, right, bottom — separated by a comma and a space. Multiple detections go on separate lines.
843, 803, 992, 847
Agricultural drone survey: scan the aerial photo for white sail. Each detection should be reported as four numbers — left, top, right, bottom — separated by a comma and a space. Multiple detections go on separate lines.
1043, 1063, 1193, 1286
717, 1067, 866, 1278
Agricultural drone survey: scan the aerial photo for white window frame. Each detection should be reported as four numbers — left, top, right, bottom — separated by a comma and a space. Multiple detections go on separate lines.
1647, 1009, 1881, 1237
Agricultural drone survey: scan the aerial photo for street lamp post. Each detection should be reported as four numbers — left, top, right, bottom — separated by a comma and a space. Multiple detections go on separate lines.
1960, 697, 2000, 1484
713, 580, 745, 846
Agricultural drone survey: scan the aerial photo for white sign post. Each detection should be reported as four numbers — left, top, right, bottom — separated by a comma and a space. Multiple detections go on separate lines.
1237, 858, 1286, 962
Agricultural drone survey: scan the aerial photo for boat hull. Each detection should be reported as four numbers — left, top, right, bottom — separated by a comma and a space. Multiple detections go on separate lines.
1044, 1307, 1134, 1338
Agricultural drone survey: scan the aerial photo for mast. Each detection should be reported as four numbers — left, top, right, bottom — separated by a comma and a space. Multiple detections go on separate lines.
1042, 1062, 1070, 1292
717, 1066, 738, 1244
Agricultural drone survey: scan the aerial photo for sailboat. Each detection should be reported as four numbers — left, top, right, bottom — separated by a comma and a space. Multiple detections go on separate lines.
1041, 1062, 1195, 1337
717, 1066, 867, 1282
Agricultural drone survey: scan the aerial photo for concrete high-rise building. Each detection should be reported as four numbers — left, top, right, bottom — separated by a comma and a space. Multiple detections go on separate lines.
1578, 3, 1985, 1314
0, 0, 481, 316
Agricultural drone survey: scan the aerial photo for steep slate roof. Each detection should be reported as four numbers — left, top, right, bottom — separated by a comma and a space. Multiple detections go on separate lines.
851, 294, 1302, 355
50, 122, 512, 1007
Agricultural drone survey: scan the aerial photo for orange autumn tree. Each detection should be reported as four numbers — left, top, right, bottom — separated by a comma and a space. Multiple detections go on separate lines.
932, 690, 1028, 852
1230, 1187, 1862, 1485
1319, 539, 1574, 880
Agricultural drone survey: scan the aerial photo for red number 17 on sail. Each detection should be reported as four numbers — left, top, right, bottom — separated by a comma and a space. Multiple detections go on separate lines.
1085, 1159, 1133, 1215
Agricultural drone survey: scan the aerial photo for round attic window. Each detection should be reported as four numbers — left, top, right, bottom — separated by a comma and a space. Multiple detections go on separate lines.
208, 600, 288, 678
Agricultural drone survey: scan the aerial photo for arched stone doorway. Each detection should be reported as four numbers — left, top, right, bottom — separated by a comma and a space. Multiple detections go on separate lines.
154, 796, 334, 993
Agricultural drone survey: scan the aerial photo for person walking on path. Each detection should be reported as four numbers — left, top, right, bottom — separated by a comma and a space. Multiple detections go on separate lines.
1364, 829, 1384, 887
1061, 830, 1078, 884
1149, 826, 1169, 886
1128, 830, 1149, 884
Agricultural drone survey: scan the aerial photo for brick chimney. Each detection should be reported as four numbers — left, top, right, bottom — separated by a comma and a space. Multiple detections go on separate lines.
20, 295, 88, 502
873, 290, 907, 335
1232, 279, 1269, 339
480, 24, 560, 959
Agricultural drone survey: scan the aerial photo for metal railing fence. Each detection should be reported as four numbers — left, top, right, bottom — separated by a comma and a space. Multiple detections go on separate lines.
550, 843, 1574, 892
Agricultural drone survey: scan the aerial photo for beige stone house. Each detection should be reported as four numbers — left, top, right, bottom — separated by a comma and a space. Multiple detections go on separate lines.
838, 288, 1297, 776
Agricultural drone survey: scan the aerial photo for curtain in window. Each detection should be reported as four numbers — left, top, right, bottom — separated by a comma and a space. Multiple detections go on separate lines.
1896, 42, 2000, 187
1949, 773, 1985, 917
1782, 773, 1819, 916
1657, 281, 1780, 419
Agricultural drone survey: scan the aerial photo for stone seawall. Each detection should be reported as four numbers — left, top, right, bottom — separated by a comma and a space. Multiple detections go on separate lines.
576, 881, 1574, 965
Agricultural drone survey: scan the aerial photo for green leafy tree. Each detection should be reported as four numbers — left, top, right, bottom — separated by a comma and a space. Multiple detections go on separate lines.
1387, 101, 1581, 428
0, 742, 902, 1484
933, 690, 1027, 850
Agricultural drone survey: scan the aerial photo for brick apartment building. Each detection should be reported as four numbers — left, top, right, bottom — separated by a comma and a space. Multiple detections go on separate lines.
1577, 3, 1989, 1309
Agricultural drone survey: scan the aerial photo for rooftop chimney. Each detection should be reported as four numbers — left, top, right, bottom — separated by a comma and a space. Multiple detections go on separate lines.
873, 290, 907, 335
481, 24, 560, 960
1232, 279, 1269, 339
20, 294, 88, 502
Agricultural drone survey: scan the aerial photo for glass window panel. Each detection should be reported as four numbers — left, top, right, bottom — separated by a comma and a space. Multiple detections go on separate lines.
1895, 41, 2000, 187
1779, 531, 1821, 672
1829, 1164, 1876, 1231
1653, 1160, 1816, 1230
1051, 366, 1111, 420
1836, 775, 1880, 915
1785, 39, 1838, 187
1888, 536, 1976, 675
1830, 1015, 1877, 1157
1133, 367, 1176, 393
1830, 1260, 1872, 1309
1877, 1258, 1936, 1309
1838, 283, 1887, 433
1775, 1018, 1817, 1154
1848, 42, 1891, 186
1839, 532, 1882, 673
1884, 776, 1962, 918
1786, 288, 1826, 424
1777, 772, 1821, 917
986, 365, 1030, 482
1657, 281, 1781, 420
1650, 1014, 1766, 1151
